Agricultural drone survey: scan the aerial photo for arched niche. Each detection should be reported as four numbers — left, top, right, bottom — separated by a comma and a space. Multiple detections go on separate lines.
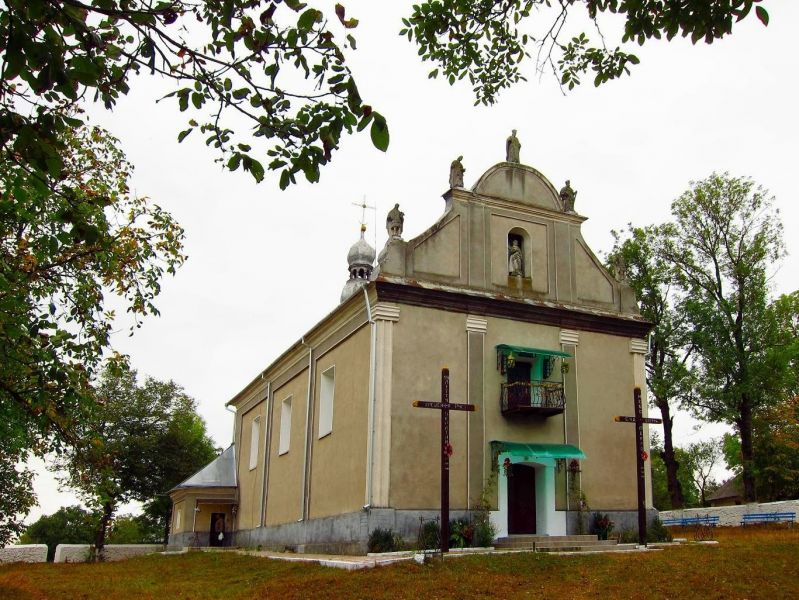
507, 226, 532, 279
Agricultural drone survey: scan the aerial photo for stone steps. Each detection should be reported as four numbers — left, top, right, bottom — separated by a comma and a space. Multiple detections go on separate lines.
495, 534, 636, 553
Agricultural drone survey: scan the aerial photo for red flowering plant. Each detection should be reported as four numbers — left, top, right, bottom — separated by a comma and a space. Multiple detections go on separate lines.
592, 513, 614, 540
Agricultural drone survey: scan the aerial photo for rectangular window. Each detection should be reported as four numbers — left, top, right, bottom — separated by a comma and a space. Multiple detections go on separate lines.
318, 366, 335, 438
174, 508, 182, 532
279, 397, 292, 455
249, 416, 260, 470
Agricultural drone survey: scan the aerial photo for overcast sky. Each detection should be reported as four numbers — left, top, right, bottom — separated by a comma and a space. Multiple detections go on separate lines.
26, 2, 799, 521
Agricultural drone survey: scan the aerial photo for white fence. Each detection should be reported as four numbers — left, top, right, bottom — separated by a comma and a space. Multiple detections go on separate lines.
0, 544, 48, 563
54, 544, 164, 563
659, 499, 799, 526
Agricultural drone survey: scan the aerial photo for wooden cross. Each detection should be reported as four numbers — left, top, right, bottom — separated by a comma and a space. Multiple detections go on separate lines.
413, 368, 476, 553
614, 386, 662, 547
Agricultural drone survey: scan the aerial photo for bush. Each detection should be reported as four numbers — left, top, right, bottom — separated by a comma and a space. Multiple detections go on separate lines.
647, 516, 673, 543
592, 513, 614, 540
449, 519, 474, 548
418, 520, 440, 550
367, 528, 398, 553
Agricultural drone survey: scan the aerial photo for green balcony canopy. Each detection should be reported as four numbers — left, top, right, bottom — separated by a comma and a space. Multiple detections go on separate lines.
490, 441, 586, 460
496, 344, 571, 359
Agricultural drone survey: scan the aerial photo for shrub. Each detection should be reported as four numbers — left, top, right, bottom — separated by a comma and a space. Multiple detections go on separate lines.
449, 519, 474, 548
367, 528, 398, 553
647, 516, 673, 543
592, 513, 614, 540
418, 520, 440, 550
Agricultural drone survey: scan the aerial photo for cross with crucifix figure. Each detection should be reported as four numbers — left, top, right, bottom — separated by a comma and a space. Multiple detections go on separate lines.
614, 386, 662, 547
413, 368, 476, 553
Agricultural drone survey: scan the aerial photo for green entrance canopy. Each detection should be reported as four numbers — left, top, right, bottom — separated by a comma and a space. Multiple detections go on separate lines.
495, 344, 571, 359
490, 441, 586, 460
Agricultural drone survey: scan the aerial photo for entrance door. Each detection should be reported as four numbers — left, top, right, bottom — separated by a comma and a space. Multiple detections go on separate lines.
209, 512, 226, 547
508, 464, 536, 534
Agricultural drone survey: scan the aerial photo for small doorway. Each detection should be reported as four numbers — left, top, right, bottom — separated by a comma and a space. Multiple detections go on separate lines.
508, 464, 536, 534
209, 512, 227, 547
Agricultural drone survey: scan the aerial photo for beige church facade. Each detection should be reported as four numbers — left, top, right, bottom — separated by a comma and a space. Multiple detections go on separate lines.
169, 142, 654, 552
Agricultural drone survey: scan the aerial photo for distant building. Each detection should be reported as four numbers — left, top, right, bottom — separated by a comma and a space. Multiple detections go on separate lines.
708, 476, 745, 507
170, 136, 654, 552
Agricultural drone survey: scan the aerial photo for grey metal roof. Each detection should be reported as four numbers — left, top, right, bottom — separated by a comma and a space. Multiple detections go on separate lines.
171, 445, 237, 491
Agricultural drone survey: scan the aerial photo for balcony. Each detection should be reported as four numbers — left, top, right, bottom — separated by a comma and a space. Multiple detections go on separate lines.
500, 380, 566, 416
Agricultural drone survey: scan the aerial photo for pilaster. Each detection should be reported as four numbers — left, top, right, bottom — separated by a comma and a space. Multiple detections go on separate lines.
466, 315, 487, 508
371, 303, 399, 507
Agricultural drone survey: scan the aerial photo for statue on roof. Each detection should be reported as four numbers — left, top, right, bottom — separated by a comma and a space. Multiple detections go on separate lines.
386, 203, 404, 239
449, 155, 465, 189
615, 254, 628, 283
560, 180, 577, 213
506, 129, 521, 163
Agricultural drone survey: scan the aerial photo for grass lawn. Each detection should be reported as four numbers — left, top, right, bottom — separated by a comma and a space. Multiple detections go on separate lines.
2, 526, 797, 599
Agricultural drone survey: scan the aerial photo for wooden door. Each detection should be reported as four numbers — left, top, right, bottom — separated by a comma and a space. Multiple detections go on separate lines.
508, 464, 536, 534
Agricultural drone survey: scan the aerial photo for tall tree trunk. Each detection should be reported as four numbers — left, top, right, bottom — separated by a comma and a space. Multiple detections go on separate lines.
658, 403, 685, 508
163, 507, 172, 545
95, 501, 114, 558
739, 399, 757, 501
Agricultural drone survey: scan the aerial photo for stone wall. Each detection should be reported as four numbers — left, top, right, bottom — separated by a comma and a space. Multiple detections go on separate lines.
53, 544, 164, 563
659, 499, 799, 527
0, 544, 47, 563
229, 508, 472, 555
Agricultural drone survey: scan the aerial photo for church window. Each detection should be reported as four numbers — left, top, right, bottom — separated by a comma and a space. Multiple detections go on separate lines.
279, 397, 292, 455
319, 366, 335, 438
174, 508, 182, 532
249, 416, 260, 470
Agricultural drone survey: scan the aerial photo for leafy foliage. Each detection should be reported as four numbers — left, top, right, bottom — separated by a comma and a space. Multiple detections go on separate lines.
366, 527, 399, 553
54, 366, 217, 550
19, 505, 98, 561
607, 225, 694, 508
683, 438, 722, 506
401, 0, 769, 103
0, 0, 386, 189
660, 173, 787, 501
0, 450, 36, 547
0, 125, 185, 456
650, 433, 699, 510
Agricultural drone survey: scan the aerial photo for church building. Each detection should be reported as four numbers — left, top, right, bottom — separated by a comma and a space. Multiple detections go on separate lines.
169, 134, 654, 552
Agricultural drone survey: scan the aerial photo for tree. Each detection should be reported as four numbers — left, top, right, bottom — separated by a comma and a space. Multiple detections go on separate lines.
608, 225, 694, 508
0, 450, 36, 547
649, 433, 698, 510
1, 125, 185, 457
106, 513, 162, 544
661, 173, 786, 501
684, 438, 722, 507
19, 505, 98, 561
402, 0, 771, 104
55, 366, 217, 553
1, 0, 386, 191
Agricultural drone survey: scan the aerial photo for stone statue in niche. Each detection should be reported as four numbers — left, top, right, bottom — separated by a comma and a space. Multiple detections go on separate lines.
508, 238, 523, 277
386, 203, 404, 239
560, 180, 577, 213
449, 155, 465, 188
506, 129, 521, 163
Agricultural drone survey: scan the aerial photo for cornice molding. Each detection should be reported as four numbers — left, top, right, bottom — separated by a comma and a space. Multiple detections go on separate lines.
375, 281, 652, 338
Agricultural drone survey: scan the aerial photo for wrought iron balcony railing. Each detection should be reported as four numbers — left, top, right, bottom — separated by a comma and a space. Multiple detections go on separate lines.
500, 380, 566, 416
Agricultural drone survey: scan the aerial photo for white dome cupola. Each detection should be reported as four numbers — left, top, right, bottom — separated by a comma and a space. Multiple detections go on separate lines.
340, 224, 375, 303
